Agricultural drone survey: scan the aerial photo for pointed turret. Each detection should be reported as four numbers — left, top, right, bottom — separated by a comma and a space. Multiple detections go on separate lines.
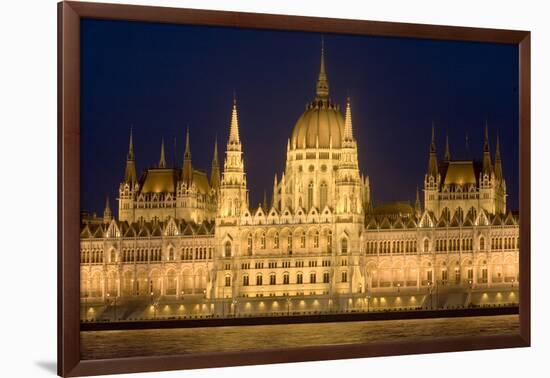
444, 132, 451, 162
315, 38, 329, 101
210, 137, 220, 189
272, 174, 279, 210
343, 97, 354, 142
103, 196, 112, 224
494, 134, 503, 182
124, 128, 137, 184
159, 139, 166, 168
415, 186, 422, 218
427, 123, 438, 178
228, 96, 241, 148
482, 122, 492, 176
182, 127, 192, 183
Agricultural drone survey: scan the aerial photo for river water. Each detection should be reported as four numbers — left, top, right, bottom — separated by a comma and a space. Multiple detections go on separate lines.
81, 314, 518, 360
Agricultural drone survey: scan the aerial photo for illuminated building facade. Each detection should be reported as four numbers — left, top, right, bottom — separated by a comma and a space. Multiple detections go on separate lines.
80, 46, 519, 318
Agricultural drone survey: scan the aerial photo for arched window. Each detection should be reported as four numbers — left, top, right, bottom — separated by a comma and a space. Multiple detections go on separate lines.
168, 248, 174, 261
320, 182, 328, 210
274, 232, 279, 249
287, 233, 293, 253
424, 239, 429, 253
247, 233, 253, 255
480, 236, 485, 251
110, 249, 116, 263
313, 231, 319, 248
327, 231, 333, 253
224, 241, 232, 257
256, 274, 263, 286
308, 182, 314, 210
341, 238, 348, 254
261, 233, 266, 249
300, 231, 306, 248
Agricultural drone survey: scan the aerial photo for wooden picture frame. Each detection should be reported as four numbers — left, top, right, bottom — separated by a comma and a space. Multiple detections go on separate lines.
58, 1, 530, 376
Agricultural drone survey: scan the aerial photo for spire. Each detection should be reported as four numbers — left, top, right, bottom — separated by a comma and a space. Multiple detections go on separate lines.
315, 37, 329, 101
159, 138, 166, 168
127, 127, 135, 161
103, 196, 112, 224
228, 96, 241, 146
427, 123, 438, 177
494, 134, 503, 181
482, 121, 492, 176
343, 97, 354, 141
210, 137, 220, 189
182, 127, 192, 183
124, 128, 137, 184
415, 186, 421, 217
444, 132, 451, 161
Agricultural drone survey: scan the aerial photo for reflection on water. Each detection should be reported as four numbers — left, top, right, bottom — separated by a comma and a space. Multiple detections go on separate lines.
81, 314, 518, 360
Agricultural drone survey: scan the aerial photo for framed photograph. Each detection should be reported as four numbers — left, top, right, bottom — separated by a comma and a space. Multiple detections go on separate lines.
58, 1, 530, 376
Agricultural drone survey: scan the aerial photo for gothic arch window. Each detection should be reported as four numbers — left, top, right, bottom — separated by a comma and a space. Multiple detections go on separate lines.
441, 207, 450, 222
224, 241, 232, 258
300, 231, 306, 248
287, 233, 293, 253
327, 231, 333, 253
168, 248, 174, 261
110, 249, 116, 263
424, 238, 430, 253
313, 231, 320, 248
308, 182, 314, 210
479, 236, 485, 251
274, 232, 279, 249
261, 233, 266, 249
247, 233, 253, 255
320, 182, 328, 210
456, 207, 464, 222
341, 238, 348, 254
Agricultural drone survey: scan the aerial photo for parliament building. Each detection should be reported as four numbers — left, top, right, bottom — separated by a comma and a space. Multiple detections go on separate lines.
80, 46, 519, 320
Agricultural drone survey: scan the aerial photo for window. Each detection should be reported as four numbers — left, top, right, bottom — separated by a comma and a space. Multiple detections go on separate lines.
341, 238, 348, 254
479, 236, 485, 251
308, 182, 314, 210
300, 231, 306, 248
283, 273, 290, 284
310, 273, 317, 284
274, 232, 279, 249
270, 274, 276, 285
243, 275, 249, 286
225, 276, 231, 287
224, 241, 231, 257
261, 233, 266, 249
313, 231, 319, 248
341, 271, 347, 283
287, 234, 292, 253
110, 250, 116, 263
441, 270, 448, 282
323, 272, 330, 283
327, 231, 333, 253
247, 234, 253, 255
467, 268, 473, 281
481, 268, 488, 283
424, 239, 429, 253
256, 275, 263, 286
455, 268, 460, 283
295, 260, 304, 268
297, 273, 303, 284
320, 182, 328, 210
168, 248, 174, 261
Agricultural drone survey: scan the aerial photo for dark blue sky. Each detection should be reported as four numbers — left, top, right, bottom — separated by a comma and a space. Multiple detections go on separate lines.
81, 19, 519, 217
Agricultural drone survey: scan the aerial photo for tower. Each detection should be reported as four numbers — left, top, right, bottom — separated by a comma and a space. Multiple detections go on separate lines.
182, 127, 193, 184
335, 97, 362, 216
103, 197, 112, 224
424, 124, 441, 214
119, 129, 137, 222
218, 98, 249, 219
158, 138, 166, 168
210, 138, 221, 190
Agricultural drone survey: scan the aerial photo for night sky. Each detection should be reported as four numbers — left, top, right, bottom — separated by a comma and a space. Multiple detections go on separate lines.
81, 19, 519, 217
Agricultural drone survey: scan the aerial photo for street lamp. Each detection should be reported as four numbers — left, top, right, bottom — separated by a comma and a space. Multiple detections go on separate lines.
232, 298, 238, 317
511, 278, 515, 288
397, 283, 401, 293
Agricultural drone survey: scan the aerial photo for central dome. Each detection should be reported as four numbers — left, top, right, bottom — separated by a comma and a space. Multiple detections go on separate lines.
291, 101, 345, 149
290, 41, 345, 150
